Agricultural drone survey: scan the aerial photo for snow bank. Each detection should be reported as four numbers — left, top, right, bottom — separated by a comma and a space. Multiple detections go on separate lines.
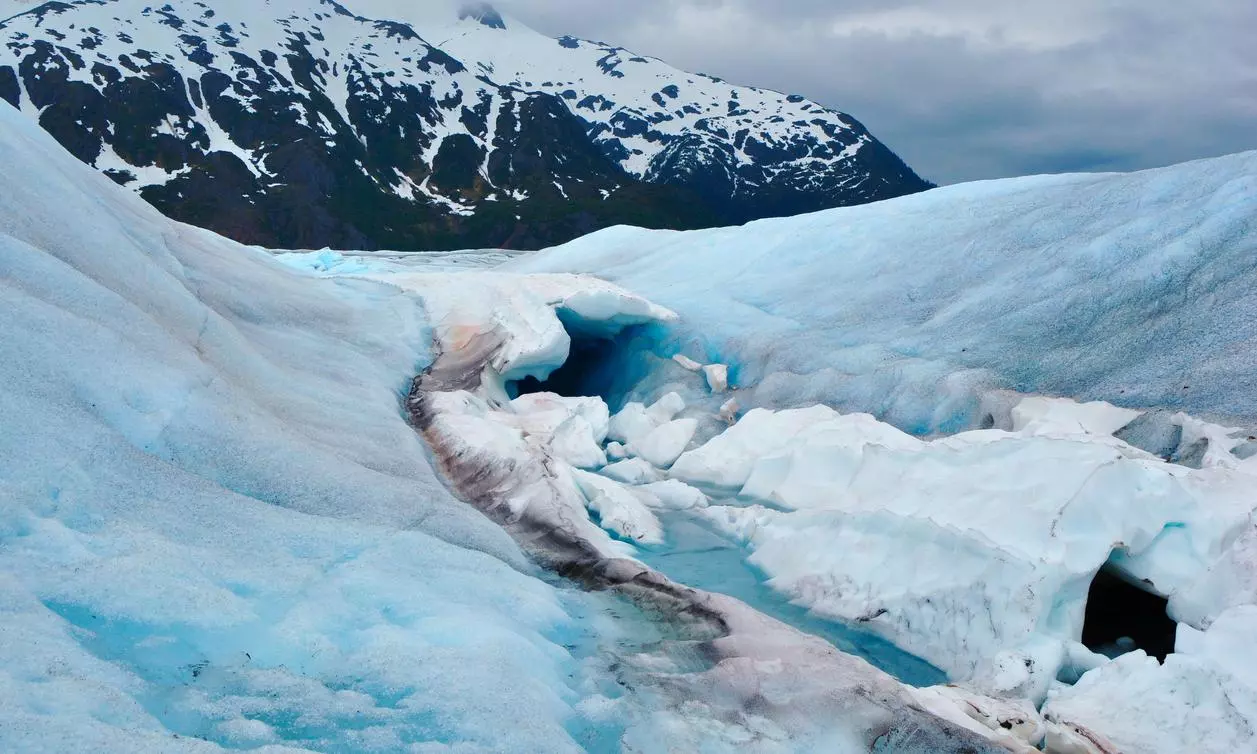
510, 151, 1257, 431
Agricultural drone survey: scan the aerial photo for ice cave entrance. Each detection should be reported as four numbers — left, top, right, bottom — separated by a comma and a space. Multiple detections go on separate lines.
1081, 564, 1176, 661
508, 312, 653, 407
511, 334, 623, 399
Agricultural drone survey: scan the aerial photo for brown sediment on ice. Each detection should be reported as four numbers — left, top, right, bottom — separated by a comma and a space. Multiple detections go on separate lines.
403, 329, 1014, 753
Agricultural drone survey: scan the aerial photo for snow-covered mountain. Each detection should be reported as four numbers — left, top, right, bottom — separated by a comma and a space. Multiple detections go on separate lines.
0, 0, 930, 250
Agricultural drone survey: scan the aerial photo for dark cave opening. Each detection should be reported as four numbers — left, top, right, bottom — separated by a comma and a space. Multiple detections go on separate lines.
507, 318, 659, 409
1081, 566, 1177, 661
511, 334, 623, 399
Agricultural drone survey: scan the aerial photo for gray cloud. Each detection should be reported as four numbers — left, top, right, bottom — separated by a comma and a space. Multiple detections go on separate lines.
494, 0, 1257, 184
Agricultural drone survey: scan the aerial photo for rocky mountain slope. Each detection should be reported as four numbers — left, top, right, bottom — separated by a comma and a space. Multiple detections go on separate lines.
0, 0, 931, 249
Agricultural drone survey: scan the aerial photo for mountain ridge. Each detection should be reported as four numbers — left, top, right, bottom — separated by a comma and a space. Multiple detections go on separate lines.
0, 0, 931, 249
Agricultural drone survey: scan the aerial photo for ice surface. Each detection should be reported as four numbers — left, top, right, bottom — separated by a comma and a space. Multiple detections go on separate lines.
911, 686, 1043, 752
510, 151, 1257, 431
672, 353, 703, 372
1010, 396, 1142, 437
607, 392, 688, 447
571, 470, 665, 545
0, 100, 645, 752
636, 480, 710, 511
599, 458, 665, 486
703, 363, 730, 393
551, 415, 610, 469
607, 402, 657, 446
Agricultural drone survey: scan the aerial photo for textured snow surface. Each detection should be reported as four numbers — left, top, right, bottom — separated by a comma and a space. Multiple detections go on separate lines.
510, 151, 1257, 429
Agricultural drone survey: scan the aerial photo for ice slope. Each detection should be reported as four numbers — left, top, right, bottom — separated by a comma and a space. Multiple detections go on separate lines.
0, 99, 632, 753
510, 151, 1257, 431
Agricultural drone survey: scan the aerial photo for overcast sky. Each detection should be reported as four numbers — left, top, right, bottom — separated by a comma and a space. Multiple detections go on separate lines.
494, 0, 1256, 184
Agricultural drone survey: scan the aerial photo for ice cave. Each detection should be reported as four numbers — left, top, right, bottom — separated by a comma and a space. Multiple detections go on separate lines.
1082, 564, 1177, 661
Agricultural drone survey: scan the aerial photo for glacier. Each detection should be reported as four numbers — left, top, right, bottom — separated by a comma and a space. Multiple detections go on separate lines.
5, 68, 1257, 752
0, 97, 1003, 752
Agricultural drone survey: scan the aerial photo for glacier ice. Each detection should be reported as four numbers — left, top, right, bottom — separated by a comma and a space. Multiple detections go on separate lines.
504, 149, 1257, 751
9, 80, 1257, 753
1040, 606, 1257, 753
703, 363, 730, 394
678, 396, 1257, 692
571, 470, 666, 546
599, 458, 665, 486
627, 418, 698, 469
1, 96, 1001, 754
0, 100, 621, 753
386, 245, 1007, 751
509, 151, 1257, 432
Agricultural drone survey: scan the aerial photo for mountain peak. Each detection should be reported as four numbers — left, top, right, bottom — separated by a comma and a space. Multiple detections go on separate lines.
458, 2, 505, 29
